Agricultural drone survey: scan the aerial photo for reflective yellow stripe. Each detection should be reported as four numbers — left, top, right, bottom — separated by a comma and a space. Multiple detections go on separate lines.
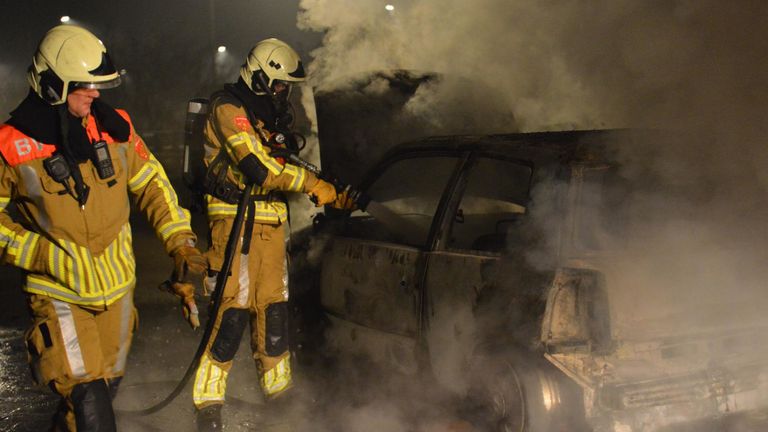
158, 219, 192, 241
25, 275, 134, 305
22, 223, 136, 307
148, 155, 188, 221
128, 163, 154, 192
0, 225, 14, 249
16, 231, 40, 269
205, 196, 288, 223
282, 164, 306, 192
260, 355, 292, 397
227, 131, 283, 175
104, 242, 122, 287
0, 196, 10, 211
193, 354, 228, 406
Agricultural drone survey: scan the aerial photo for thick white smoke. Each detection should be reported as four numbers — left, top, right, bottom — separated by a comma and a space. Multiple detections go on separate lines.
295, 0, 768, 429
298, 0, 768, 331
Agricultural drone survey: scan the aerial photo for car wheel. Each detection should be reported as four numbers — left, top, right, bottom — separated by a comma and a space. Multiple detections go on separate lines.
463, 350, 587, 432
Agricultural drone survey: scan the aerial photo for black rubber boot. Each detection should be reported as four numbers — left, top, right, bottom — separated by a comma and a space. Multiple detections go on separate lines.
196, 404, 223, 432
70, 380, 117, 432
48, 399, 68, 432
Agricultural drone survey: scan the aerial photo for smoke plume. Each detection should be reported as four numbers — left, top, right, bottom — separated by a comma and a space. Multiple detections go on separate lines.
295, 0, 768, 429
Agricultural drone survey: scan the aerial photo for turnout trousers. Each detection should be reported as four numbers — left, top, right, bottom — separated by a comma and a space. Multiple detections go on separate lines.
193, 219, 292, 408
24, 291, 136, 431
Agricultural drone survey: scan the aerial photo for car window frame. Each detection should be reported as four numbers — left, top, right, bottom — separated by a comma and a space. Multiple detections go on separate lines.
434, 150, 536, 255
340, 148, 471, 251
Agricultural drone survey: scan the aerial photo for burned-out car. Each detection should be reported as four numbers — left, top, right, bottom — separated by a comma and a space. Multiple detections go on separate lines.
307, 129, 768, 432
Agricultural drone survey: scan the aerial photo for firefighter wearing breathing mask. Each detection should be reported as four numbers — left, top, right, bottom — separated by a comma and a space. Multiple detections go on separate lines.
192, 38, 342, 430
0, 25, 206, 431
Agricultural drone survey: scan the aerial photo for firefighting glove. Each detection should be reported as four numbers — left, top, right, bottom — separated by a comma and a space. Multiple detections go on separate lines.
160, 280, 200, 330
172, 245, 207, 282
330, 189, 358, 211
308, 179, 337, 207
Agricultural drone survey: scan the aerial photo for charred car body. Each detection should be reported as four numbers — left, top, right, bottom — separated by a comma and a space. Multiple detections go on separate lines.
308, 128, 768, 431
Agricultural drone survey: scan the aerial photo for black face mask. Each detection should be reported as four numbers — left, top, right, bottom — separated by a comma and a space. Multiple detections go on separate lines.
230, 78, 278, 127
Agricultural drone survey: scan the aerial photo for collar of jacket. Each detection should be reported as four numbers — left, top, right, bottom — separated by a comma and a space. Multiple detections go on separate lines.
225, 79, 278, 128
7, 90, 130, 162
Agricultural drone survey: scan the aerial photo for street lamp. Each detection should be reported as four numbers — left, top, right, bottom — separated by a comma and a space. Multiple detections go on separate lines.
217, 46, 227, 53
60, 15, 70, 23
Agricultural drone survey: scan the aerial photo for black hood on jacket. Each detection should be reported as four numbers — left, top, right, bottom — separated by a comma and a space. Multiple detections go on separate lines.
225, 78, 278, 128
6, 90, 130, 162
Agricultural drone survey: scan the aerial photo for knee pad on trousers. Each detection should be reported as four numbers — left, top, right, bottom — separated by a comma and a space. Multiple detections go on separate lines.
265, 302, 289, 357
71, 380, 116, 432
211, 308, 249, 362
107, 377, 122, 401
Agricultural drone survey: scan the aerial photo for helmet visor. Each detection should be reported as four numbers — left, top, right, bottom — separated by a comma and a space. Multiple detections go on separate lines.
71, 76, 122, 90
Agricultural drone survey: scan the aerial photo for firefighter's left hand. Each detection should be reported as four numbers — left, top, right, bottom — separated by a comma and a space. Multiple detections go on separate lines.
172, 245, 208, 282
169, 281, 200, 330
308, 179, 337, 207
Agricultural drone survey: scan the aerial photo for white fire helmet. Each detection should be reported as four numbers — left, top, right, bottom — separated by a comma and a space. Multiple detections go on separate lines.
240, 38, 306, 96
27, 24, 121, 105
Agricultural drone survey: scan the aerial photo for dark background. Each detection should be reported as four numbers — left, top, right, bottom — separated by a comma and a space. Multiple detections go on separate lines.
1, 0, 322, 139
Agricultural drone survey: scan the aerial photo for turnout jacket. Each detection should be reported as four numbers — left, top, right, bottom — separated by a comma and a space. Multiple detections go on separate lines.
203, 94, 320, 224
0, 110, 195, 308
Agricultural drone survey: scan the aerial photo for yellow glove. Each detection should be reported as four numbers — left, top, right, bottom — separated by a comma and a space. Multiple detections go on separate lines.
330, 189, 358, 211
172, 245, 207, 282
307, 179, 337, 207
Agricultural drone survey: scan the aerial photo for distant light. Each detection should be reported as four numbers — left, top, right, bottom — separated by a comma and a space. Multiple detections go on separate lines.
217, 46, 227, 53
385, 4, 395, 11
60, 16, 70, 23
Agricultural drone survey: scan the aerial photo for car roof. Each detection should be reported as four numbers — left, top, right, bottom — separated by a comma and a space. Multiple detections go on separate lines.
379, 128, 640, 166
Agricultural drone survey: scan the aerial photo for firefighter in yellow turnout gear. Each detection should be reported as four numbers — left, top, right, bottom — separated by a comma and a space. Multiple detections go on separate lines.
0, 25, 206, 431
193, 38, 337, 430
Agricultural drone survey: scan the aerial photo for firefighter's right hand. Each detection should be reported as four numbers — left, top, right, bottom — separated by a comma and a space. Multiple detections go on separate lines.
169, 281, 200, 330
172, 245, 207, 282
330, 189, 358, 211
307, 179, 337, 206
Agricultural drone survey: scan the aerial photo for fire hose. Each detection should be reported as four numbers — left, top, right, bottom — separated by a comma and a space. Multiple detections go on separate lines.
117, 183, 255, 416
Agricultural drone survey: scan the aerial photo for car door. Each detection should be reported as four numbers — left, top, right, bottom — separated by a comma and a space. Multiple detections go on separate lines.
420, 153, 536, 392
320, 152, 465, 372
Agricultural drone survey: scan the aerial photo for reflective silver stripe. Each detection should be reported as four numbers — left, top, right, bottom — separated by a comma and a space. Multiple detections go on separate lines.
285, 165, 304, 191
148, 157, 187, 221
158, 220, 191, 240
51, 246, 65, 288
95, 256, 113, 288
237, 252, 249, 307
0, 196, 9, 210
26, 277, 134, 305
282, 256, 289, 301
113, 295, 133, 374
17, 232, 38, 269
106, 241, 125, 285
62, 242, 83, 295
19, 166, 51, 231
52, 300, 87, 378
128, 164, 155, 192
0, 231, 11, 247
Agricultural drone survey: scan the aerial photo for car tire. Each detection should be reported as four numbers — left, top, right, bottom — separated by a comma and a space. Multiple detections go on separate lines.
463, 349, 588, 432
